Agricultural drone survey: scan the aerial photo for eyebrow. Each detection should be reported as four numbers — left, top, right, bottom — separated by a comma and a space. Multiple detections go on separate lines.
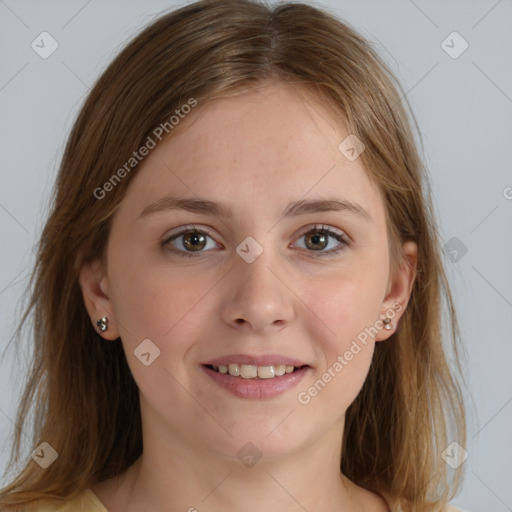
138, 196, 372, 222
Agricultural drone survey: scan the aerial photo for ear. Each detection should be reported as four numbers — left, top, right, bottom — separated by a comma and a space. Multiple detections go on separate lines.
375, 240, 417, 342
78, 258, 120, 340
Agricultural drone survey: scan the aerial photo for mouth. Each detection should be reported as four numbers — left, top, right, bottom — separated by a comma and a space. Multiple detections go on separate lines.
203, 363, 308, 379
200, 360, 311, 399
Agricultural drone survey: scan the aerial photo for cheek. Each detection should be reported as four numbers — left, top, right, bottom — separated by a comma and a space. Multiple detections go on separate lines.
108, 258, 207, 352
108, 270, 206, 406
306, 262, 388, 343
108, 262, 225, 403
297, 278, 381, 415
300, 262, 388, 398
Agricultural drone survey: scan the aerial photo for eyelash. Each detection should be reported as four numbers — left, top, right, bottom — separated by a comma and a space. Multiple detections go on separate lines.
161, 224, 350, 259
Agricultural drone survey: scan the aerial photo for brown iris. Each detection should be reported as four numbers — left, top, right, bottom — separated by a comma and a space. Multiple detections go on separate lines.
182, 231, 207, 251
304, 230, 328, 251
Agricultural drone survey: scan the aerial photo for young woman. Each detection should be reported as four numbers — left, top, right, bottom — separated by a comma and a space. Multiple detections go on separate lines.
0, 1, 469, 510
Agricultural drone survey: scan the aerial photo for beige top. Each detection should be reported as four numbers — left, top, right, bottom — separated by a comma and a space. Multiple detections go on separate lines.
30, 488, 468, 511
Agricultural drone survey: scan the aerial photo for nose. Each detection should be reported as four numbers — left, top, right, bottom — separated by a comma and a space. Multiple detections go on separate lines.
220, 246, 295, 334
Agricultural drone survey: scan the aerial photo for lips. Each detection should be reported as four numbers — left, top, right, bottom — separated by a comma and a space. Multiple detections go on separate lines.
200, 353, 311, 399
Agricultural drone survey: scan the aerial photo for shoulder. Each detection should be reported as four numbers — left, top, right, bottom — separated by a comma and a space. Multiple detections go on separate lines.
25, 489, 108, 512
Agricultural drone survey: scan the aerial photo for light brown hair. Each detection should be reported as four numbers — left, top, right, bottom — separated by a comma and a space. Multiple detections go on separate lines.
0, 1, 467, 510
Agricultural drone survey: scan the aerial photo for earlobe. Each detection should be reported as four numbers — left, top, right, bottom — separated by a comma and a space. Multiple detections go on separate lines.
375, 240, 417, 342
78, 259, 120, 340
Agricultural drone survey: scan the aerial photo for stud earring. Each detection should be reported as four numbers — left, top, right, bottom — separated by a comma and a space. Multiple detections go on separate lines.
96, 316, 108, 333
382, 317, 393, 330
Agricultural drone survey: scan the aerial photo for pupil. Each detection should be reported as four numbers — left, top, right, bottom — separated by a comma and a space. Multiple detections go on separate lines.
307, 232, 327, 250
184, 232, 206, 251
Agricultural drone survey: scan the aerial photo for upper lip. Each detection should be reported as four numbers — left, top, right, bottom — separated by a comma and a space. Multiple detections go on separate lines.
202, 353, 310, 367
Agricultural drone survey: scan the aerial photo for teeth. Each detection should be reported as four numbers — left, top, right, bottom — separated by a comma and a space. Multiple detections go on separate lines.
274, 365, 286, 376
228, 363, 240, 376
257, 366, 274, 379
240, 365, 258, 378
210, 363, 304, 379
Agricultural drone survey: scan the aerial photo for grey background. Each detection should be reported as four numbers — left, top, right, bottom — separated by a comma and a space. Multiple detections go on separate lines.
0, 1, 511, 510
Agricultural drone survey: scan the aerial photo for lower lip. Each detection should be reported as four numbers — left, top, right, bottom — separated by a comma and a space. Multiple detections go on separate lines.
201, 365, 310, 399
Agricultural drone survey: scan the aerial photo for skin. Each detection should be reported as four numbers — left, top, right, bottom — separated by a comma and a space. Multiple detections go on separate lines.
80, 82, 417, 512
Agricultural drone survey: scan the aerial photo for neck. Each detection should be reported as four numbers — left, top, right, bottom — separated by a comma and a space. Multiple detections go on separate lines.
92, 400, 389, 512
92, 419, 390, 512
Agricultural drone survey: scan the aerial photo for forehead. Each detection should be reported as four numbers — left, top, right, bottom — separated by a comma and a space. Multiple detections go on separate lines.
117, 83, 385, 224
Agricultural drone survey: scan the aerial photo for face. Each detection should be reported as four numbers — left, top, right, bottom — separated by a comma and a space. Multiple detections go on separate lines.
80, 83, 416, 462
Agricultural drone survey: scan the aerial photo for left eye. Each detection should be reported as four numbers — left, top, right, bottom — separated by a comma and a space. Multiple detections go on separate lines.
292, 225, 348, 254
162, 224, 348, 258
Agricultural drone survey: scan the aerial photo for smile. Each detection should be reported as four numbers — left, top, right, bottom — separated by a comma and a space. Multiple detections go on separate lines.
205, 363, 304, 379
201, 363, 310, 399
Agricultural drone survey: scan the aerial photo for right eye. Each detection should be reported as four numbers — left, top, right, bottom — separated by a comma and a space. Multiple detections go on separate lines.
162, 226, 220, 257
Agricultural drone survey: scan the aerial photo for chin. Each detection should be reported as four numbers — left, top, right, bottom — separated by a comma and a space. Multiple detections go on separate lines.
204, 417, 313, 462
